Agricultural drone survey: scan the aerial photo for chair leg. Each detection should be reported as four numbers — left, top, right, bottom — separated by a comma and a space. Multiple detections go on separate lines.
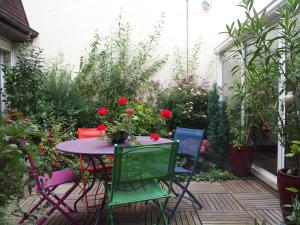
107, 205, 113, 225
175, 181, 203, 209
18, 196, 46, 224
81, 170, 90, 211
37, 183, 79, 225
52, 194, 74, 213
156, 198, 170, 225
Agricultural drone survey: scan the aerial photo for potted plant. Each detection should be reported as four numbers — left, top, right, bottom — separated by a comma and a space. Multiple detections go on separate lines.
226, 97, 257, 177
96, 97, 173, 144
224, 0, 300, 215
278, 141, 300, 219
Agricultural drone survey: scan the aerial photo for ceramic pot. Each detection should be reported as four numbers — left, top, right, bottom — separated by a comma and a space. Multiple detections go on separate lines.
229, 144, 255, 177
277, 168, 300, 220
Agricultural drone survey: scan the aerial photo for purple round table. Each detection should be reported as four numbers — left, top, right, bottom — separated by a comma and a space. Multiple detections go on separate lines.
56, 136, 173, 155
56, 136, 173, 223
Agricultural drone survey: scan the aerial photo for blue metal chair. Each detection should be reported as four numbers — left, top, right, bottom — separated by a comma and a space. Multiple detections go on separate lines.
169, 127, 205, 219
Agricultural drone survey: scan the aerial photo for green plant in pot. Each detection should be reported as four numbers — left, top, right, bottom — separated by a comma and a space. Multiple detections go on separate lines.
224, 0, 300, 216
279, 141, 300, 219
96, 97, 173, 144
226, 96, 257, 177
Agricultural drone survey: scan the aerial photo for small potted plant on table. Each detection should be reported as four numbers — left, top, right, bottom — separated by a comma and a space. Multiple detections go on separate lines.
96, 97, 172, 144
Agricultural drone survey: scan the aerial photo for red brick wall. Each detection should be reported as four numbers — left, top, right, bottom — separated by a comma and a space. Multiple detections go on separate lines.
0, 0, 29, 26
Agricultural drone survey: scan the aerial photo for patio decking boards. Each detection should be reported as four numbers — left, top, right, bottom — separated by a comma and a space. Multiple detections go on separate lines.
13, 178, 283, 225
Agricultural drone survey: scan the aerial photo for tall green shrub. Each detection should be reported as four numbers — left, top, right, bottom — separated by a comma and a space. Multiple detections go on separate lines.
207, 83, 229, 168
224, 0, 300, 147
4, 42, 44, 115
75, 14, 167, 116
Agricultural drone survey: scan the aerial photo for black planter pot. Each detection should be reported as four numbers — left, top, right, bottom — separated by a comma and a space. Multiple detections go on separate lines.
109, 130, 128, 144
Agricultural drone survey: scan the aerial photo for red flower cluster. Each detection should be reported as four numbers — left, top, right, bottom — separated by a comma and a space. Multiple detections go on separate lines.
117, 97, 128, 105
160, 109, 172, 119
98, 107, 108, 115
150, 133, 160, 141
97, 124, 107, 131
200, 139, 209, 153
125, 109, 134, 116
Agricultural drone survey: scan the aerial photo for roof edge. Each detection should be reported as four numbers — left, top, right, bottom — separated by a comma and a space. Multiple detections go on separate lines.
0, 8, 38, 39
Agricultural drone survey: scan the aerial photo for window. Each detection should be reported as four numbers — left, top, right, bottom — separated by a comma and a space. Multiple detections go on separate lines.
0, 39, 12, 114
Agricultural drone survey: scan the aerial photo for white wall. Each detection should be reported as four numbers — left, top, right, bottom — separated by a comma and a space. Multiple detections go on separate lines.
22, 0, 272, 84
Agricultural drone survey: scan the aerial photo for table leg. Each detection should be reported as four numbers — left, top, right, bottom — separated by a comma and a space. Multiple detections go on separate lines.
94, 155, 109, 225
74, 155, 96, 212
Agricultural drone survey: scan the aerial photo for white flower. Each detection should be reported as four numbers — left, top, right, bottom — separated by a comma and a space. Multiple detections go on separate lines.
191, 88, 194, 92
196, 91, 201, 95
183, 111, 187, 114
188, 110, 192, 113
190, 106, 193, 110
178, 87, 182, 91
189, 102, 193, 105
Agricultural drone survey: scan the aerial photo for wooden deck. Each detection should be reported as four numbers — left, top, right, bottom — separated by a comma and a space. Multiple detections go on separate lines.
11, 178, 284, 225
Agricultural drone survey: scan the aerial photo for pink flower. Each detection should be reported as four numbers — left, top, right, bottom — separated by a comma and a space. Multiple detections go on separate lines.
125, 109, 134, 116
200, 145, 206, 153
21, 136, 27, 145
23, 117, 30, 124
117, 97, 128, 105
98, 107, 109, 115
160, 109, 172, 119
199, 139, 209, 153
150, 133, 160, 141
97, 124, 107, 131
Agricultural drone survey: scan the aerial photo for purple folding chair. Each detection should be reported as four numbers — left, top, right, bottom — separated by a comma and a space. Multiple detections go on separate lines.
19, 155, 81, 225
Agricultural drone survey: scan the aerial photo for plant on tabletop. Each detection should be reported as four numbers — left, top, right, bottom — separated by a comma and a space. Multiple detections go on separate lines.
96, 97, 172, 144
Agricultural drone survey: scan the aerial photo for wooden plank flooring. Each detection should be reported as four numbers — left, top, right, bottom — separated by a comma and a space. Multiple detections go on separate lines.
9, 178, 284, 225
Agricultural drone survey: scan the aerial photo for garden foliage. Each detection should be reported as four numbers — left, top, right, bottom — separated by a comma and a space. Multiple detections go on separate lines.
207, 83, 230, 168
75, 13, 167, 116
157, 42, 209, 131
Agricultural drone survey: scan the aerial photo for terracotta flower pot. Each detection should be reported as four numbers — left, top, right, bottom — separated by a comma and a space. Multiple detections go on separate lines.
277, 168, 300, 220
229, 144, 255, 177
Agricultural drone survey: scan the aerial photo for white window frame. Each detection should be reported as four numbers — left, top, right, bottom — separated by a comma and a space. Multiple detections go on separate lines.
0, 37, 13, 114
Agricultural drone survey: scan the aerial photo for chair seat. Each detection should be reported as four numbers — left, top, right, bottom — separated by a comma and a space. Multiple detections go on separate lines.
42, 168, 80, 189
107, 180, 170, 206
175, 166, 192, 174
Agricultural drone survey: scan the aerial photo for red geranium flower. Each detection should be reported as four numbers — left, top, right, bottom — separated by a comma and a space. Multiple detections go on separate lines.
125, 109, 134, 116
117, 97, 128, 105
98, 107, 109, 115
97, 124, 107, 131
150, 133, 160, 141
160, 109, 172, 119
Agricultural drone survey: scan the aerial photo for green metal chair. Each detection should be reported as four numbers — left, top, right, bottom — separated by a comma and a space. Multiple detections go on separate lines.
105, 141, 179, 225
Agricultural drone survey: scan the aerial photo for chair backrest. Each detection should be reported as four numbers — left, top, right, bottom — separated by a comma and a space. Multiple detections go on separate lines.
173, 127, 205, 158
78, 128, 100, 139
112, 142, 179, 186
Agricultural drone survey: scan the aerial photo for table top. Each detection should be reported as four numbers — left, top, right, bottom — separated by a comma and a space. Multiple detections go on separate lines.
56, 136, 173, 155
